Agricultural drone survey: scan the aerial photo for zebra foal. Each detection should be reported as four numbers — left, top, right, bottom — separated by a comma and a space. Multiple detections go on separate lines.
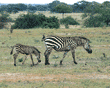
42, 35, 92, 65
10, 44, 41, 66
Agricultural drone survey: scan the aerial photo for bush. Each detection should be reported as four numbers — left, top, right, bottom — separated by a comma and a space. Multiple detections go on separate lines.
65, 24, 69, 29
81, 13, 88, 19
83, 16, 107, 27
41, 16, 60, 29
60, 16, 79, 25
12, 13, 60, 29
18, 58, 23, 62
12, 13, 47, 29
0, 12, 10, 29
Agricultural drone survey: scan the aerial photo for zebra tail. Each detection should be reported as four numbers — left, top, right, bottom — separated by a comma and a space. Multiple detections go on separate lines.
10, 46, 14, 55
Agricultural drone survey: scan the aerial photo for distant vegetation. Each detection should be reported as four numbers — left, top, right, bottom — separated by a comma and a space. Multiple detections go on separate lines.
0, 0, 110, 29
0, 12, 12, 28
49, 2, 72, 18
83, 1, 110, 27
11, 13, 60, 29
60, 16, 79, 25
0, 0, 109, 13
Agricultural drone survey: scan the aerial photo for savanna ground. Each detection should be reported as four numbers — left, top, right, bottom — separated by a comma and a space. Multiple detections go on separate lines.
0, 11, 110, 88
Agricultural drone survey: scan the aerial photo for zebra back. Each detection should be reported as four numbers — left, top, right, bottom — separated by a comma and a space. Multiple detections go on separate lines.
44, 35, 91, 50
44, 35, 64, 49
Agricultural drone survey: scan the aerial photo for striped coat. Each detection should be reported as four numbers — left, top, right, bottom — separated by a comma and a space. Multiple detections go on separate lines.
42, 35, 92, 65
10, 44, 41, 66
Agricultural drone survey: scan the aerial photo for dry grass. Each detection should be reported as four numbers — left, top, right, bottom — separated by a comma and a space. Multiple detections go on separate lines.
9, 11, 83, 23
0, 11, 110, 88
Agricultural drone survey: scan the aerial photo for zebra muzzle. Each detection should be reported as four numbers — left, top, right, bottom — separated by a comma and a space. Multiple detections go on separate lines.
86, 49, 92, 54
38, 60, 41, 62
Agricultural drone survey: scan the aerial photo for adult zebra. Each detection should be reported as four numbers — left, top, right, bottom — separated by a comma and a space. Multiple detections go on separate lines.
42, 35, 92, 65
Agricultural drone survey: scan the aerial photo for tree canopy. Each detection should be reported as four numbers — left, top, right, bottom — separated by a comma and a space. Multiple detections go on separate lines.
83, 1, 110, 27
0, 0, 110, 13
53, 3, 72, 18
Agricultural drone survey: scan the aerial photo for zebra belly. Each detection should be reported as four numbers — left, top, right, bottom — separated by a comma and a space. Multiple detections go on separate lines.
53, 46, 71, 52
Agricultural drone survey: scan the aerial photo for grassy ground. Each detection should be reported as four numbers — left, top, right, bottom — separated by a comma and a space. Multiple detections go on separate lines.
0, 27, 110, 88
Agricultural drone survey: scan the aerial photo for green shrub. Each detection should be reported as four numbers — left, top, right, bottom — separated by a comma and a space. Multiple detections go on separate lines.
81, 13, 88, 19
60, 16, 79, 25
18, 58, 23, 62
65, 24, 69, 29
12, 13, 46, 29
41, 16, 60, 29
12, 13, 59, 29
0, 12, 10, 29
83, 16, 107, 27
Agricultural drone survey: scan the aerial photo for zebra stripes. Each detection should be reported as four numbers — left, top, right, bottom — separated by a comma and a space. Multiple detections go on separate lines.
42, 35, 92, 65
13, 45, 27, 55
43, 36, 80, 51
10, 44, 41, 66
45, 36, 64, 49
10, 35, 92, 66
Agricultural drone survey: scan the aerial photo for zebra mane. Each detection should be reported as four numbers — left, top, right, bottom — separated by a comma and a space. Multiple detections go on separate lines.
45, 35, 91, 42
48, 35, 90, 40
78, 36, 90, 41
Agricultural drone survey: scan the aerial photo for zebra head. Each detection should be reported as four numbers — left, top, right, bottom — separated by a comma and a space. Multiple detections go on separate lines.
83, 41, 92, 54
33, 47, 41, 63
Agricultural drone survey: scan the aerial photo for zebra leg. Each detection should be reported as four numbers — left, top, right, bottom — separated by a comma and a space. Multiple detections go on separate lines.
60, 52, 68, 65
13, 53, 18, 66
30, 54, 34, 66
22, 55, 27, 65
71, 49, 77, 64
44, 47, 52, 65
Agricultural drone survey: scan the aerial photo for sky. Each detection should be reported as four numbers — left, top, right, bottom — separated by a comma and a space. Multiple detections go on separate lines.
0, 0, 109, 4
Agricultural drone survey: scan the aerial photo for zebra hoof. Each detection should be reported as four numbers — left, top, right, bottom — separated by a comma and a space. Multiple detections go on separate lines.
60, 63, 63, 65
45, 63, 50, 65
14, 64, 16, 66
60, 61, 63, 65
38, 60, 41, 62
74, 61, 77, 64
31, 64, 34, 66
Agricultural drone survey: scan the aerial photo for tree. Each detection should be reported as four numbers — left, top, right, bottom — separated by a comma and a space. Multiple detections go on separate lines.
0, 12, 10, 29
72, 0, 90, 12
16, 3, 27, 11
83, 1, 110, 27
54, 4, 72, 18
101, 8, 110, 25
102, 1, 110, 7
0, 5, 7, 12
5, 4, 20, 13
35, 5, 49, 11
48, 0, 60, 12
84, 1, 101, 16
27, 4, 36, 11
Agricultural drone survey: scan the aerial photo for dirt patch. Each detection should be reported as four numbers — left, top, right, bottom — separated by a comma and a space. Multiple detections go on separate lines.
60, 25, 81, 29
0, 73, 110, 82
